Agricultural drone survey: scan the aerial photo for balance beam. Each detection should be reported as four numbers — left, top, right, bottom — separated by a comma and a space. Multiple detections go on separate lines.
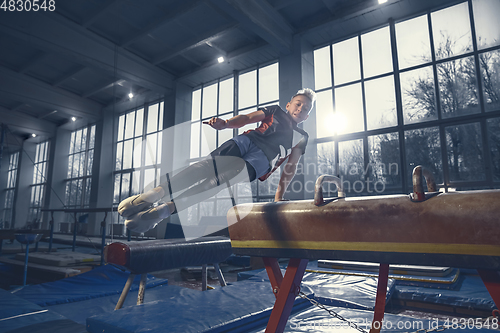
104, 236, 232, 309
227, 168, 500, 333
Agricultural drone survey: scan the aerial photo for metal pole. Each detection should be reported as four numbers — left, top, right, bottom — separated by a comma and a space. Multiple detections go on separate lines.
202, 264, 207, 291
101, 212, 107, 266
48, 214, 54, 253
0, 124, 5, 173
115, 274, 136, 310
214, 263, 227, 287
265, 258, 309, 333
72, 212, 77, 252
23, 242, 30, 286
370, 263, 390, 333
137, 273, 147, 305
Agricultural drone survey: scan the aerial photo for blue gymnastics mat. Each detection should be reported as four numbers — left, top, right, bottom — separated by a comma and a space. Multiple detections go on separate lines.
11, 264, 168, 306
46, 284, 200, 325
248, 306, 499, 333
239, 262, 396, 311
0, 288, 86, 333
315, 260, 461, 290
86, 280, 314, 333
394, 274, 496, 311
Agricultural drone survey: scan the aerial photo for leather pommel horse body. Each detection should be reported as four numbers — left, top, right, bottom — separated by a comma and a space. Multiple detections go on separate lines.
227, 167, 500, 333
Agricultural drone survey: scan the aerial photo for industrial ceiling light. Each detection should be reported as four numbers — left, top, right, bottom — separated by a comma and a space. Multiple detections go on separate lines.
378, 0, 388, 3
31, 133, 37, 138
71, 116, 77, 122
217, 56, 225, 63
128, 93, 134, 99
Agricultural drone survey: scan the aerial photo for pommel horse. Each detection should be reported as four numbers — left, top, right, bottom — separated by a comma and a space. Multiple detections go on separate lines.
227, 166, 500, 333
104, 236, 232, 310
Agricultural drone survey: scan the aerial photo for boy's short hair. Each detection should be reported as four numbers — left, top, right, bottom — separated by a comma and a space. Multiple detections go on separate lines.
292, 88, 316, 107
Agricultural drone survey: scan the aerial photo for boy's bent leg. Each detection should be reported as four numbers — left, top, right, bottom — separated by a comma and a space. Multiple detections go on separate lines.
171, 156, 253, 213
119, 139, 250, 233
118, 156, 220, 220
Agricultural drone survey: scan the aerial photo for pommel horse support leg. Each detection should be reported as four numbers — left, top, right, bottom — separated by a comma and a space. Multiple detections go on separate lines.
227, 169, 500, 333
263, 257, 309, 333
104, 236, 233, 310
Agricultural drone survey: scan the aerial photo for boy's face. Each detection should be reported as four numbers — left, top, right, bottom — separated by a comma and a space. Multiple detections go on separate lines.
286, 95, 312, 124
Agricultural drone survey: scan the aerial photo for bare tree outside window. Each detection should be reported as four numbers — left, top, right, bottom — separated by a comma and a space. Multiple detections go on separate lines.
487, 118, 500, 181
480, 50, 500, 111
446, 123, 485, 181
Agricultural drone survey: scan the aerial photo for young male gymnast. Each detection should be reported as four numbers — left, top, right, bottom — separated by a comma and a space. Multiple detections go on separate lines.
118, 88, 316, 233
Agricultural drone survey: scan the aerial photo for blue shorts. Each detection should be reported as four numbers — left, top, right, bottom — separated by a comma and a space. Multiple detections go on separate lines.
231, 135, 270, 179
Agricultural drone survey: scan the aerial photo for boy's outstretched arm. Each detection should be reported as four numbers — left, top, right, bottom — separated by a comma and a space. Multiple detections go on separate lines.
274, 146, 303, 202
204, 110, 266, 130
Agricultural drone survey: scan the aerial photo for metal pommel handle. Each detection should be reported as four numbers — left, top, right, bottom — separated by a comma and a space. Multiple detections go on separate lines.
314, 175, 345, 206
412, 165, 437, 202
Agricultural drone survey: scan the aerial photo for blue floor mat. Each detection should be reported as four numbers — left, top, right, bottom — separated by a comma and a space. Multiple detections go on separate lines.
0, 288, 86, 333
46, 284, 200, 325
11, 264, 168, 306
394, 274, 495, 311
239, 263, 396, 311
311, 261, 461, 290
248, 306, 499, 333
86, 280, 314, 333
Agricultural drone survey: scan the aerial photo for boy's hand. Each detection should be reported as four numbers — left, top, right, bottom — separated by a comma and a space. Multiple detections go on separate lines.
203, 117, 227, 130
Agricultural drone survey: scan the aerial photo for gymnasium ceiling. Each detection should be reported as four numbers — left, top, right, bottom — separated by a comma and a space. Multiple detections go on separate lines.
0, 0, 460, 152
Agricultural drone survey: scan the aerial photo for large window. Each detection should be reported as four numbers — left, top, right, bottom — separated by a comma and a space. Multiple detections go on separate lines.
2, 152, 19, 229
189, 62, 279, 224
114, 102, 164, 224
28, 141, 49, 224
313, 0, 500, 195
64, 125, 96, 220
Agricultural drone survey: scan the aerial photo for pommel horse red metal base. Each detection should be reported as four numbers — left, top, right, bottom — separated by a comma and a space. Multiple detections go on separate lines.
262, 257, 309, 333
261, 257, 391, 333
227, 169, 500, 333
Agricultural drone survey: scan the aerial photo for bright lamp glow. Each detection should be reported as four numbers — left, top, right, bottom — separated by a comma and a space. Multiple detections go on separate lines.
128, 93, 134, 99
71, 117, 77, 122
217, 56, 225, 63
378, 0, 388, 3
31, 133, 37, 138
325, 112, 349, 135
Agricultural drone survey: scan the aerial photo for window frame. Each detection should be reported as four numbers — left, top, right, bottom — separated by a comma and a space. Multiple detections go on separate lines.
312, 0, 500, 196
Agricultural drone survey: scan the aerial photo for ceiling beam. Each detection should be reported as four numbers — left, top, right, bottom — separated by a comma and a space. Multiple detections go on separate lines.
11, 103, 26, 112
52, 66, 88, 87
0, 66, 102, 120
82, 79, 125, 98
18, 52, 50, 74
299, 0, 392, 34
0, 11, 174, 93
0, 105, 56, 137
208, 0, 293, 54
121, 0, 202, 48
179, 40, 269, 79
320, 0, 340, 14
153, 22, 238, 65
268, 0, 303, 10
38, 110, 58, 119
82, 0, 121, 28
103, 89, 164, 114
206, 41, 227, 58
